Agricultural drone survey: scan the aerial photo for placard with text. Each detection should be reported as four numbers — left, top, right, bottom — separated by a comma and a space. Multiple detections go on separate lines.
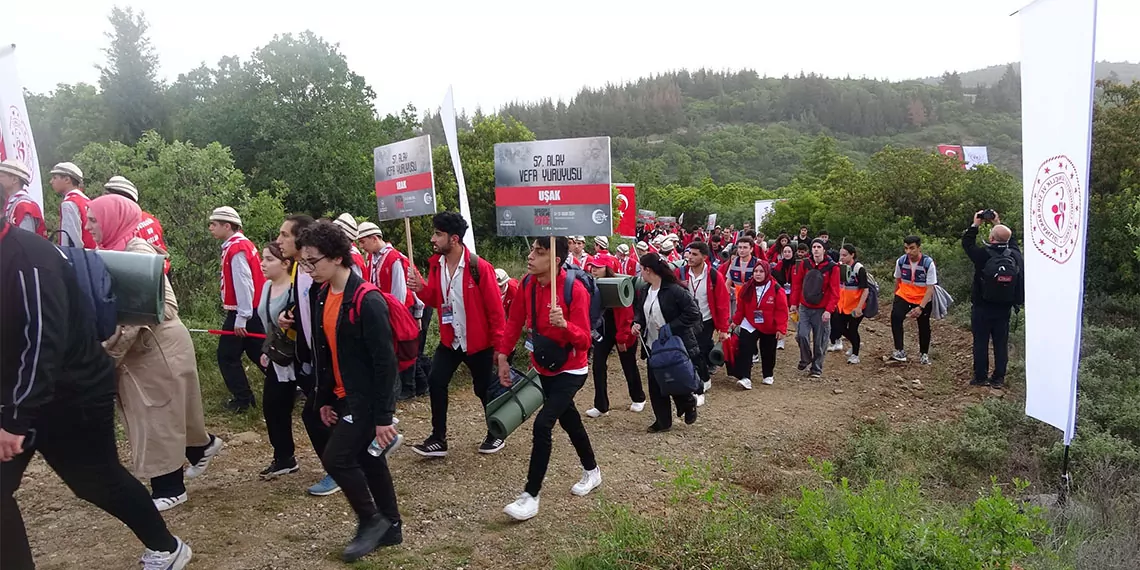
494, 136, 611, 237
374, 135, 436, 221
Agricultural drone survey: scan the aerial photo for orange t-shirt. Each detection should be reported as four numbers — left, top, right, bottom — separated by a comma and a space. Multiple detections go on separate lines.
323, 291, 347, 399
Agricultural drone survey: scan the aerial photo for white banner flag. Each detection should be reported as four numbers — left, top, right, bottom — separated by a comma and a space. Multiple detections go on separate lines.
1020, 0, 1096, 445
441, 86, 476, 254
0, 45, 44, 210
962, 146, 990, 169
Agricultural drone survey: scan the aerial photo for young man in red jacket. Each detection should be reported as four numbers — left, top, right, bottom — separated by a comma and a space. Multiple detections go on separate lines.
495, 236, 600, 521
790, 239, 841, 378
408, 212, 507, 457
209, 206, 267, 412
49, 162, 96, 248
677, 241, 730, 401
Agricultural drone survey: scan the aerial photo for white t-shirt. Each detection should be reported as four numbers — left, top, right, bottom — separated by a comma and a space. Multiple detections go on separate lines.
686, 266, 712, 322
643, 286, 666, 347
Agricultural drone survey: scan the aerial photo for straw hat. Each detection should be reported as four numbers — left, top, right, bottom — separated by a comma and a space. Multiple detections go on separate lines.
594, 236, 609, 250
50, 162, 84, 183
616, 243, 630, 255
357, 221, 383, 240
333, 213, 359, 241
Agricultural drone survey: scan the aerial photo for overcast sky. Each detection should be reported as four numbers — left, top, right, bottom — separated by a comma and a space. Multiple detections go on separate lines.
6, 0, 1138, 117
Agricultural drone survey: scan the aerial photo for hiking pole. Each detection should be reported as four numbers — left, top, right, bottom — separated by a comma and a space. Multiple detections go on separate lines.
188, 329, 267, 339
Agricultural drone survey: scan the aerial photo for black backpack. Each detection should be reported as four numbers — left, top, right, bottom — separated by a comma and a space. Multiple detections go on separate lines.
982, 248, 1020, 304
522, 268, 603, 332
801, 260, 834, 306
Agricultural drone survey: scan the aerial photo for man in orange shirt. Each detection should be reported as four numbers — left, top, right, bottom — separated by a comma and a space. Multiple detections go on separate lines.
298, 221, 403, 561
890, 235, 937, 364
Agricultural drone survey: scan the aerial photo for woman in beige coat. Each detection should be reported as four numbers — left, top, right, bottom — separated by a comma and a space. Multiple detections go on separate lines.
86, 194, 223, 512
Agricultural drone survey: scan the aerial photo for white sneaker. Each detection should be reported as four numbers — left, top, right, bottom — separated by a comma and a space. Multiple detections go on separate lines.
570, 467, 602, 496
696, 394, 705, 407
153, 493, 188, 512
920, 353, 931, 365
737, 378, 753, 390
584, 408, 607, 418
184, 436, 224, 479
827, 341, 844, 352
629, 401, 646, 413
703, 380, 712, 393
504, 492, 540, 521
777, 339, 785, 350
761, 377, 774, 385
752, 353, 760, 363
891, 350, 908, 362
847, 354, 861, 364
140, 536, 192, 570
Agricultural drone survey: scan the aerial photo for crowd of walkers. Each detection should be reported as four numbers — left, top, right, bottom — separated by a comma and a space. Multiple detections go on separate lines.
1, 156, 1024, 568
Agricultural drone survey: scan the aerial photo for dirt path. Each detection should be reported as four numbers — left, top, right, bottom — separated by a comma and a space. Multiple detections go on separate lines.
17, 319, 998, 569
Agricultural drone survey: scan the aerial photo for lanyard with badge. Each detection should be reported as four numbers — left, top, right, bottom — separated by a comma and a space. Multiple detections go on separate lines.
754, 282, 771, 324
688, 268, 706, 296
441, 261, 459, 325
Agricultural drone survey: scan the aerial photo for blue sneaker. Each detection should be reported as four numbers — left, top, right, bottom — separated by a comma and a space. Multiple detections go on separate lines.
307, 474, 341, 496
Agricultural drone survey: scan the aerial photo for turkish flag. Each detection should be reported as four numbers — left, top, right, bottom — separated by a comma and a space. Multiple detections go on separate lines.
616, 183, 636, 237
937, 144, 967, 168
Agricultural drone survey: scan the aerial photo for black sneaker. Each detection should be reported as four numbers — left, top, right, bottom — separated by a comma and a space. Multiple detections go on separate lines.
797, 362, 809, 371
378, 520, 403, 547
988, 378, 1006, 389
478, 434, 506, 454
396, 391, 415, 402
260, 457, 300, 480
969, 378, 988, 386
224, 398, 255, 413
684, 407, 698, 425
647, 423, 672, 433
411, 437, 448, 458
342, 514, 391, 562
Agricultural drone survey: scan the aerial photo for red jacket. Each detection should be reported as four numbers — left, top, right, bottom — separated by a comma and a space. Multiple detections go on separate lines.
610, 304, 637, 346
5, 192, 46, 238
617, 255, 639, 276
733, 277, 790, 335
220, 233, 265, 309
136, 210, 169, 274
61, 190, 97, 248
497, 270, 592, 376
790, 257, 841, 313
676, 262, 730, 333
350, 245, 367, 277
366, 245, 416, 309
419, 247, 505, 354
502, 278, 520, 319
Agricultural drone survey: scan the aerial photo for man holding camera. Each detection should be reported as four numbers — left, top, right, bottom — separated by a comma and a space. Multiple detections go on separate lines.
962, 210, 1024, 389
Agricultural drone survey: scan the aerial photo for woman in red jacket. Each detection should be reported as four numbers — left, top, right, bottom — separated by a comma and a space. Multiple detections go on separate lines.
583, 260, 646, 418
731, 262, 789, 389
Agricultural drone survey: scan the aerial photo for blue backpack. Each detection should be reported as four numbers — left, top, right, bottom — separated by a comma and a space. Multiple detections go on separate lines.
59, 246, 118, 341
523, 268, 603, 332
646, 324, 699, 396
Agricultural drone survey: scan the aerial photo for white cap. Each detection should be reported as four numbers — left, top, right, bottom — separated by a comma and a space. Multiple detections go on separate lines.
660, 240, 675, 252
651, 235, 664, 246
50, 162, 84, 183
209, 206, 242, 226
333, 213, 359, 241
667, 233, 680, 243
104, 176, 139, 202
635, 241, 649, 252
495, 268, 510, 292
594, 236, 609, 250
357, 221, 383, 240
616, 243, 630, 255
573, 235, 585, 242
0, 159, 31, 184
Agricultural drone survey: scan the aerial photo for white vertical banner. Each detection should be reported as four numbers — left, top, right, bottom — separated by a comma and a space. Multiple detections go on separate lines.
754, 199, 776, 229
962, 146, 990, 169
441, 86, 476, 254
0, 44, 44, 209
1020, 0, 1096, 445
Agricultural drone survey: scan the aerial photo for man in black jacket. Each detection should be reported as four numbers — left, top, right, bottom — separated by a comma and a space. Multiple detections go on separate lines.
297, 221, 402, 562
1, 219, 192, 569
962, 210, 1024, 389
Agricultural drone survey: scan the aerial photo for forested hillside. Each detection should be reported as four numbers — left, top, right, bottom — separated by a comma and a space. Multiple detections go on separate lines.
920, 60, 1140, 88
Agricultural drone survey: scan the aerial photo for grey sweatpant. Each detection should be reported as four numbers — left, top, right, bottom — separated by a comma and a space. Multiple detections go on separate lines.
796, 305, 827, 375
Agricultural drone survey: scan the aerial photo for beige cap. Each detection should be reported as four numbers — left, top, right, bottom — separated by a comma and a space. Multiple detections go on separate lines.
667, 233, 680, 243
357, 221, 383, 240
210, 206, 242, 226
634, 241, 649, 252
594, 236, 609, 250
573, 235, 585, 243
495, 268, 510, 292
0, 159, 31, 184
660, 240, 676, 252
333, 213, 359, 241
50, 162, 83, 182
104, 176, 139, 202
616, 243, 630, 255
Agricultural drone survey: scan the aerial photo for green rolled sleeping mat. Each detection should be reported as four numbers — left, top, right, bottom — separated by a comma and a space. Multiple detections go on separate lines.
709, 341, 726, 367
94, 249, 167, 326
486, 368, 545, 441
595, 276, 635, 308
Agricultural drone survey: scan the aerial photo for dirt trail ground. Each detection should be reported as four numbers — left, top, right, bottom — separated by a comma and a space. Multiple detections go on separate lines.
18, 319, 1002, 569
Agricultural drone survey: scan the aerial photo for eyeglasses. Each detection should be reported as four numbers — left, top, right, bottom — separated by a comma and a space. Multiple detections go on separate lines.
299, 256, 325, 271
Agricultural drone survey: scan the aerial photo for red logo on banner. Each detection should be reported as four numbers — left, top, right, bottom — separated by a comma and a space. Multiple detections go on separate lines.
1030, 155, 1082, 265
616, 183, 636, 237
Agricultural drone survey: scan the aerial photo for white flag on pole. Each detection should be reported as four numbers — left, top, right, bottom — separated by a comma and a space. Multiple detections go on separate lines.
1020, 0, 1097, 445
962, 146, 990, 169
0, 45, 44, 210
441, 86, 476, 254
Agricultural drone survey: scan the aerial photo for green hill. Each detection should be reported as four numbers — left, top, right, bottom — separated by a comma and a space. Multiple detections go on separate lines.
920, 60, 1140, 87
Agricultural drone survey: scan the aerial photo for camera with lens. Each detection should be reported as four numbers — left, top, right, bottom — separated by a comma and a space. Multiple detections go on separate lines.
980, 209, 996, 221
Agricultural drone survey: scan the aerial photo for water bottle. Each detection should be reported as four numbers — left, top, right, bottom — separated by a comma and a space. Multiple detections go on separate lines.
368, 433, 403, 458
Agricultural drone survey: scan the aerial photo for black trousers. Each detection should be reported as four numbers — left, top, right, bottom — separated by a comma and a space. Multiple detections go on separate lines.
733, 328, 778, 379
890, 296, 932, 353
972, 304, 1012, 383
320, 399, 400, 523
646, 368, 697, 429
592, 333, 645, 412
695, 319, 716, 392
217, 310, 266, 403
1, 397, 177, 569
417, 306, 434, 354
830, 312, 865, 355
263, 366, 330, 462
428, 345, 496, 441
525, 373, 597, 497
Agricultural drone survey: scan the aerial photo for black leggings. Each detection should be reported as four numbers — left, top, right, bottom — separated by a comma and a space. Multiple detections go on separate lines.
890, 295, 932, 353
592, 331, 645, 412
2, 397, 177, 569
830, 312, 865, 355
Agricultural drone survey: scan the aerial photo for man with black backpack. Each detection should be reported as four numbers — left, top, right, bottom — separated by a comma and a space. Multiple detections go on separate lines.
963, 211, 1024, 389
790, 239, 841, 378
